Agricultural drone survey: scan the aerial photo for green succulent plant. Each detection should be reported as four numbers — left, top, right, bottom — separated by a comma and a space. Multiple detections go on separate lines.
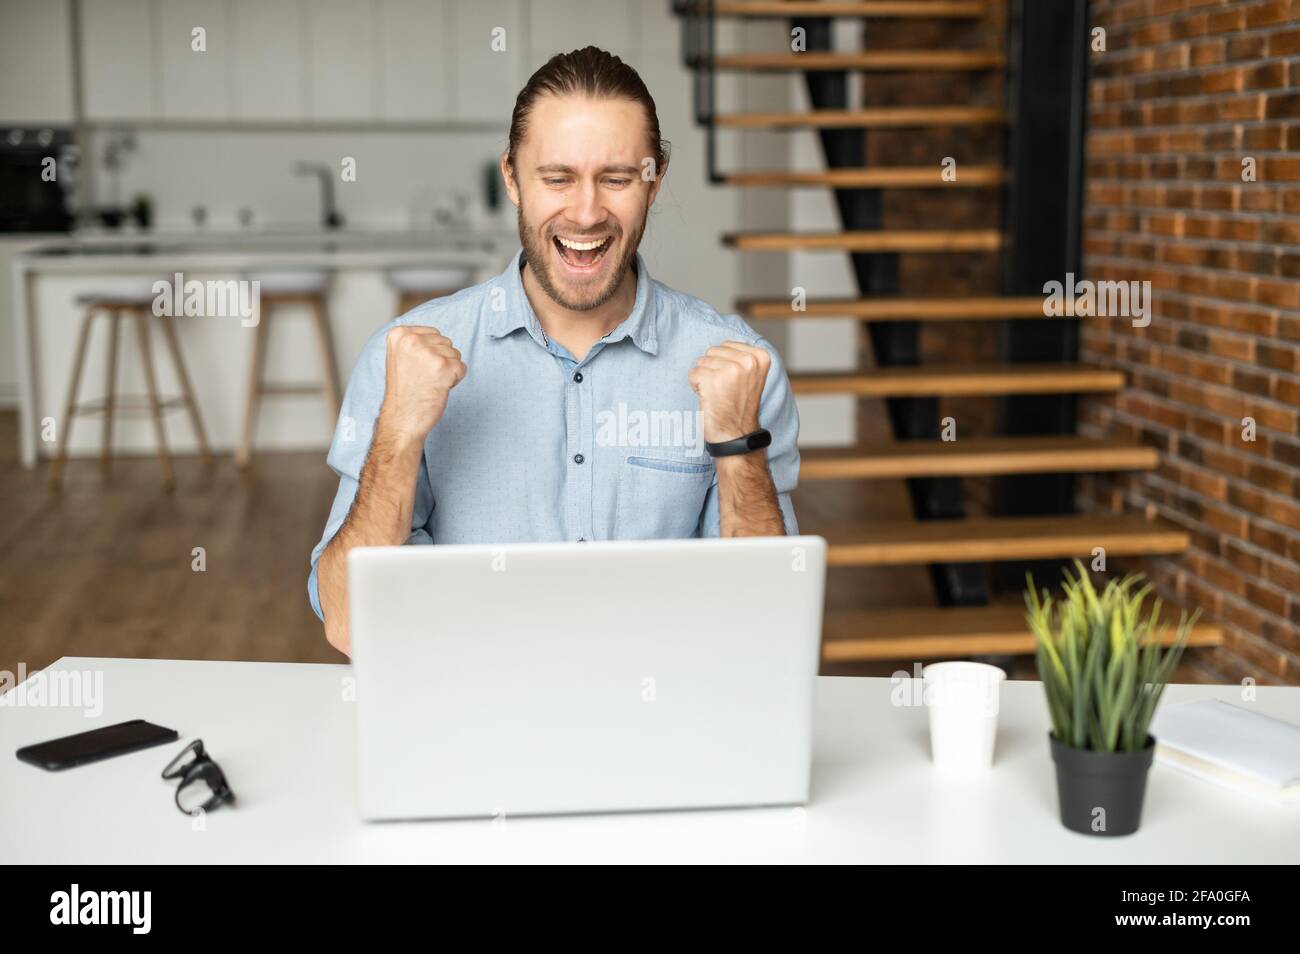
1025, 559, 1199, 754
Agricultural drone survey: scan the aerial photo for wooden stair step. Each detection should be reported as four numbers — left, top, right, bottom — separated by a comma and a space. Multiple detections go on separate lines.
704, 50, 1005, 71
722, 166, 1002, 188
799, 437, 1157, 480
790, 364, 1125, 397
808, 514, 1190, 567
821, 605, 1223, 662
714, 106, 1005, 128
722, 229, 1002, 252
687, 1, 988, 18
736, 296, 1045, 320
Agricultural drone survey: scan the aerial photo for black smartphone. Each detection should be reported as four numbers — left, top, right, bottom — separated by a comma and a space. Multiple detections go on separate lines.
16, 719, 179, 771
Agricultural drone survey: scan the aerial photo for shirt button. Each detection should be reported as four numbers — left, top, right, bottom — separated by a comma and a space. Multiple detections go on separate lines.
573, 372, 583, 383
573, 453, 585, 464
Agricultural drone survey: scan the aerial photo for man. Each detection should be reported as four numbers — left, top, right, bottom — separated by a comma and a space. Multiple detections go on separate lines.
310, 47, 800, 655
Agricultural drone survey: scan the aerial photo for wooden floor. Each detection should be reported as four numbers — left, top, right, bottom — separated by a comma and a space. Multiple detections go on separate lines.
0, 412, 343, 675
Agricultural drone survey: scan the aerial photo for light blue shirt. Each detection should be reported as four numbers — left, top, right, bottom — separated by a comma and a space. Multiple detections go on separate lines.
308, 249, 801, 621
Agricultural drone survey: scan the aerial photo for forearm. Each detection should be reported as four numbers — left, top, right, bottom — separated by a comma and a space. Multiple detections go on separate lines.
715, 451, 785, 537
318, 413, 425, 654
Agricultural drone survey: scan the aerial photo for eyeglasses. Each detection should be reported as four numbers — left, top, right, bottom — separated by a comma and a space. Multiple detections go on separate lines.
161, 740, 235, 816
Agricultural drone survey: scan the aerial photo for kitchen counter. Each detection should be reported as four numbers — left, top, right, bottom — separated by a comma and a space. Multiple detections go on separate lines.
14, 226, 519, 272
10, 227, 519, 467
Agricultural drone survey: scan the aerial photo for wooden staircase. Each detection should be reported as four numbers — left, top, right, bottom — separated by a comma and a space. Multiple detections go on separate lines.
822, 605, 1224, 661
687, 2, 990, 15
671, 0, 1222, 664
713, 105, 1005, 128
736, 295, 1046, 320
700, 50, 1007, 70
722, 166, 1004, 187
723, 229, 1003, 251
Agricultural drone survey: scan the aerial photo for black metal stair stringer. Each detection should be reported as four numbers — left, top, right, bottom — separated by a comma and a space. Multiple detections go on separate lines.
794, 14, 989, 607
995, 0, 1091, 595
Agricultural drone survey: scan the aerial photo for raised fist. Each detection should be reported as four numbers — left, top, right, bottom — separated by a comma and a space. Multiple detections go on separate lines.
688, 341, 771, 443
379, 325, 467, 443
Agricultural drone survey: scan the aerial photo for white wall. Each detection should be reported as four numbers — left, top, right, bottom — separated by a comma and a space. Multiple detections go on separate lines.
101, 127, 515, 232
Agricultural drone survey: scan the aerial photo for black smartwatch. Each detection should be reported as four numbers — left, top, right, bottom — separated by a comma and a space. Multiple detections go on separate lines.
705, 428, 772, 458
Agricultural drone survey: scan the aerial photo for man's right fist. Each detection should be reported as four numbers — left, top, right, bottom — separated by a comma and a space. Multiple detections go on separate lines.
378, 325, 467, 444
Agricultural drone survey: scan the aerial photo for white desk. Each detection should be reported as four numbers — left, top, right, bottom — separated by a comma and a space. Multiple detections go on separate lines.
2, 657, 1296, 863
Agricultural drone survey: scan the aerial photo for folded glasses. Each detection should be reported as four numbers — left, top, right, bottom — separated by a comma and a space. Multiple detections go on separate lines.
161, 739, 236, 816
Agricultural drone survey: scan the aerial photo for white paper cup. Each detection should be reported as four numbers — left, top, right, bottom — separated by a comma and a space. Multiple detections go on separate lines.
923, 661, 1007, 772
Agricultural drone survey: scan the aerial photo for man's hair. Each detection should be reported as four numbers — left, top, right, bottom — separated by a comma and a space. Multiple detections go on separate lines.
507, 46, 670, 176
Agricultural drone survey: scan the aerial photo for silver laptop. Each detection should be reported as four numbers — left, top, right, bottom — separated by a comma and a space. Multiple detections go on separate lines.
349, 536, 826, 821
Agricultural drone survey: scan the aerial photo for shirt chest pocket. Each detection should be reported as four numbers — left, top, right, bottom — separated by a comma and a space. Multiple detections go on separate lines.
614, 455, 715, 540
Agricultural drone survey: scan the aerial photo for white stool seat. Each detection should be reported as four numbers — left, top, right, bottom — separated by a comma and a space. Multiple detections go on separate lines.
244, 269, 330, 296
387, 265, 475, 293
76, 278, 165, 306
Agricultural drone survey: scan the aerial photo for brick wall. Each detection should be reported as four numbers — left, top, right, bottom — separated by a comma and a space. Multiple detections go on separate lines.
1081, 0, 1300, 683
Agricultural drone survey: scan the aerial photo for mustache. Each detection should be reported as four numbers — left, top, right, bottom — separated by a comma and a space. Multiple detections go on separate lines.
550, 229, 619, 240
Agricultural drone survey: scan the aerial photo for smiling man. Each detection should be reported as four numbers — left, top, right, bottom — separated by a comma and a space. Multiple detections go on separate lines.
309, 47, 800, 654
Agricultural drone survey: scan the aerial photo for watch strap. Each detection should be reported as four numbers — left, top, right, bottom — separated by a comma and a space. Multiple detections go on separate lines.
705, 428, 772, 458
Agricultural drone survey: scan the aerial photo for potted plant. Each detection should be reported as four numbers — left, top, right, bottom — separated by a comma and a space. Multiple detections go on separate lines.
1025, 560, 1198, 837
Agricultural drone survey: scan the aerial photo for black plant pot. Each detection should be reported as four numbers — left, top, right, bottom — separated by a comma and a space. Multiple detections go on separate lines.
1049, 733, 1155, 837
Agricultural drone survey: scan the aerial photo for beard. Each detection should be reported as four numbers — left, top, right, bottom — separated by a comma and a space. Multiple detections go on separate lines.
517, 201, 646, 312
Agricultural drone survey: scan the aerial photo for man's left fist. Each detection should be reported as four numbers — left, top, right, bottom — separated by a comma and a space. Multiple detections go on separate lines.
688, 341, 772, 443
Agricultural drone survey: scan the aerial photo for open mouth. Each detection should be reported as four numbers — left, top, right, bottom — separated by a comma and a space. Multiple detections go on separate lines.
553, 234, 614, 272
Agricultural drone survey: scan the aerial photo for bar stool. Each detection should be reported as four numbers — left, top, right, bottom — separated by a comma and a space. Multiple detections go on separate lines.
237, 268, 341, 469
49, 281, 212, 492
388, 264, 476, 315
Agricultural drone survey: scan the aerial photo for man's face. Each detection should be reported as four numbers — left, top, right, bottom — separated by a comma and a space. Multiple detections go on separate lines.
504, 94, 663, 312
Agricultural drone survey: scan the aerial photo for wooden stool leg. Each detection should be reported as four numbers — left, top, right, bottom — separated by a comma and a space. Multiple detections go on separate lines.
100, 311, 120, 475
310, 297, 343, 420
130, 308, 175, 492
49, 306, 99, 490
156, 314, 213, 471
237, 305, 272, 470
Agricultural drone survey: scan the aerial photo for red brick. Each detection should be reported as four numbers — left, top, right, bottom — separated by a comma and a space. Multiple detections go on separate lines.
1078, 0, 1300, 680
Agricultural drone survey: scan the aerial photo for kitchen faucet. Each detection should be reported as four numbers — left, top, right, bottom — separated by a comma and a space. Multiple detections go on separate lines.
292, 161, 344, 229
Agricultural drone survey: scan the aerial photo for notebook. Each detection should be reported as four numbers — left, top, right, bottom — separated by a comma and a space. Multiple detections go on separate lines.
1152, 699, 1300, 804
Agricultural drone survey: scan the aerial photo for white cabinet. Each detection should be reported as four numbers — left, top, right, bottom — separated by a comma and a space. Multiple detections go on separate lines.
0, 0, 75, 124
378, 0, 452, 121
80, 0, 156, 120
230, 0, 307, 120
157, 0, 232, 119
454, 0, 523, 123
73, 0, 535, 126
305, 0, 379, 121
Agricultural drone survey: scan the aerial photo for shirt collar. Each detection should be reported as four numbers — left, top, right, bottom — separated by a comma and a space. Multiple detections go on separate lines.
487, 247, 659, 356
